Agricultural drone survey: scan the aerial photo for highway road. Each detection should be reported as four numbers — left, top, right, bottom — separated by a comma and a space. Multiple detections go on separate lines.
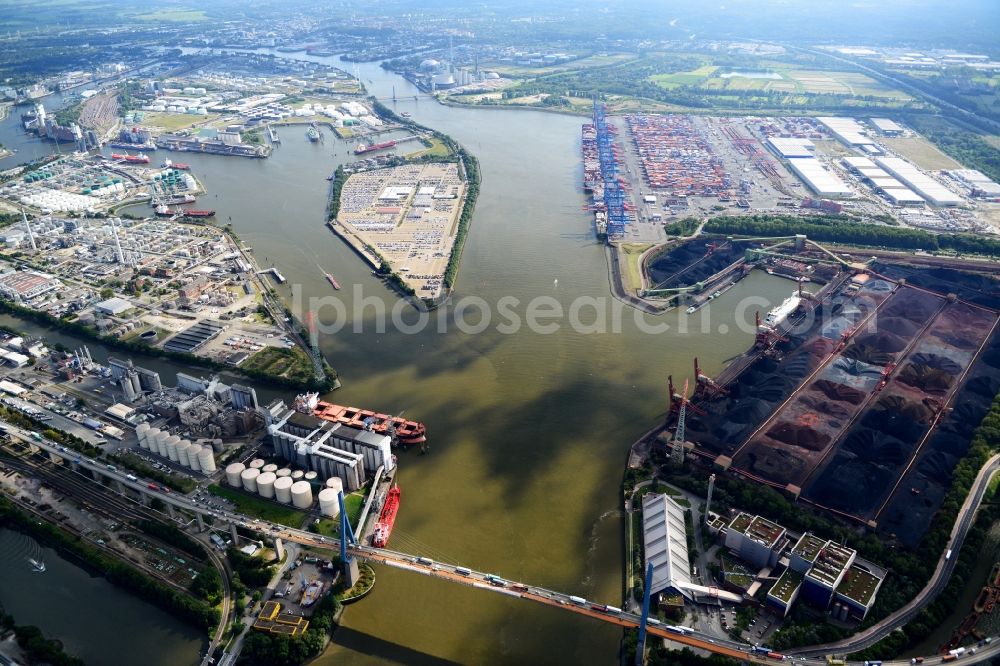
6, 421, 999, 666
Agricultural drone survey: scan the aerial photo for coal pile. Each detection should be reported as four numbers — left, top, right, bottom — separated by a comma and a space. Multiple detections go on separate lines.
646, 238, 738, 289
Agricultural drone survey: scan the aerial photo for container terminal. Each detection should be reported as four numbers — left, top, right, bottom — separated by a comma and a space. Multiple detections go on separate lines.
639, 235, 1000, 547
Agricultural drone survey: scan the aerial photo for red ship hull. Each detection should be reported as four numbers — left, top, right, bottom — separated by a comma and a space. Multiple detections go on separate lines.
306, 398, 426, 445
326, 273, 341, 290
181, 209, 215, 218
354, 140, 397, 155
372, 486, 400, 548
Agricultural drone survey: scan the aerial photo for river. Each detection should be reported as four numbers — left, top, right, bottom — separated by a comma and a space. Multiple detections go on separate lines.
0, 50, 798, 664
0, 529, 204, 665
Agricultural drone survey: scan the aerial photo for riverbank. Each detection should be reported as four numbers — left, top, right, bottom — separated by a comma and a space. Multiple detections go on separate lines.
0, 495, 219, 631
0, 298, 336, 393
0, 607, 85, 666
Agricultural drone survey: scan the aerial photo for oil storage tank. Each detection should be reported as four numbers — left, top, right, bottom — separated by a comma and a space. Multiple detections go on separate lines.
249, 458, 265, 470
257, 471, 276, 499
318, 488, 340, 517
262, 463, 278, 474
291, 470, 304, 480
304, 471, 318, 482
276, 468, 291, 478
325, 477, 344, 494
290, 480, 312, 509
274, 476, 294, 504
226, 462, 246, 487
241, 467, 260, 493
198, 447, 216, 473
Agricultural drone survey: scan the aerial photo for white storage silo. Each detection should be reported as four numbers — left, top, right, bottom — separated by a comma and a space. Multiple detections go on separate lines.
276, 468, 291, 478
291, 470, 304, 480
187, 444, 203, 472
262, 463, 278, 474
290, 481, 313, 509
274, 476, 294, 504
318, 488, 340, 517
212, 438, 223, 453
165, 435, 181, 462
304, 471, 318, 482
241, 467, 260, 493
325, 477, 344, 494
249, 458, 265, 470
136, 423, 150, 449
176, 440, 192, 467
225, 462, 246, 487
256, 472, 276, 499
154, 430, 169, 457
198, 447, 216, 473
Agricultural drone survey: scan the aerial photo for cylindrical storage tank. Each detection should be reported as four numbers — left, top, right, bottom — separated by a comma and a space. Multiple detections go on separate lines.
187, 444, 203, 472
276, 468, 291, 478
198, 447, 216, 473
225, 462, 246, 487
241, 467, 260, 493
256, 472, 276, 499
249, 458, 265, 469
274, 476, 294, 504
136, 423, 150, 449
318, 488, 340, 517
154, 430, 169, 457
291, 470, 304, 480
175, 441, 192, 467
212, 438, 223, 453
165, 435, 181, 462
304, 471, 318, 482
290, 481, 313, 509
325, 477, 344, 494
262, 463, 278, 473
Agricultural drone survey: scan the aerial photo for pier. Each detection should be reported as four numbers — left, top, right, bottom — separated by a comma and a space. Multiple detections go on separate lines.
257, 267, 286, 284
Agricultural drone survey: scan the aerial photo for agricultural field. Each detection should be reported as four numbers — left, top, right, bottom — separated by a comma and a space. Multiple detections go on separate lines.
135, 8, 206, 21
695, 67, 911, 100
482, 53, 636, 78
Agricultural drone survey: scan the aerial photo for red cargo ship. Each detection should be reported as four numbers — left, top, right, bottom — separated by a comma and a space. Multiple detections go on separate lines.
354, 140, 397, 155
325, 273, 341, 290
111, 152, 150, 164
371, 486, 400, 548
295, 393, 426, 445
181, 209, 215, 218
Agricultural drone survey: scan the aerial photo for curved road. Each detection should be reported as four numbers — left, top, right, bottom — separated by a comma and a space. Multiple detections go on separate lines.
8, 423, 999, 666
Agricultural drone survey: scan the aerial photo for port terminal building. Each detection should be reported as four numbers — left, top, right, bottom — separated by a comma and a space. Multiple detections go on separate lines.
642, 493, 695, 600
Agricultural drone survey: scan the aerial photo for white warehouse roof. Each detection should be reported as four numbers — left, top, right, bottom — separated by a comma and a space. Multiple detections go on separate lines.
883, 188, 925, 205
842, 156, 876, 171
766, 137, 815, 158
817, 117, 874, 147
787, 158, 853, 198
643, 492, 693, 599
870, 118, 904, 133
875, 157, 963, 206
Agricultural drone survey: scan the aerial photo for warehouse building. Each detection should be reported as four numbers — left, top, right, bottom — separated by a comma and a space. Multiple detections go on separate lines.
950, 169, 1000, 198
817, 117, 877, 150
0, 271, 62, 304
786, 158, 853, 198
766, 137, 815, 159
643, 492, 694, 600
883, 187, 926, 206
869, 118, 904, 136
875, 157, 963, 206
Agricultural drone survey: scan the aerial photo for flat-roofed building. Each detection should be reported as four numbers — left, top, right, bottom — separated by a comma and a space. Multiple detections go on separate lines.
0, 271, 61, 303
875, 157, 962, 206
724, 512, 789, 569
869, 118, 904, 136
817, 117, 876, 148
642, 493, 694, 600
766, 137, 815, 159
834, 562, 885, 620
883, 187, 925, 206
767, 569, 803, 617
786, 158, 853, 198
802, 541, 856, 608
269, 409, 367, 490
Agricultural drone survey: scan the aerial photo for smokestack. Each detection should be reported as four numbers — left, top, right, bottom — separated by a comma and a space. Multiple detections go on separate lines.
22, 208, 36, 251
705, 473, 716, 522
110, 217, 125, 264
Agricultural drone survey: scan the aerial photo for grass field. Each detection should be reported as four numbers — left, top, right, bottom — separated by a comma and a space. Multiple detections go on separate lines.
242, 346, 315, 383
314, 492, 366, 536
694, 67, 911, 100
142, 111, 221, 132
208, 484, 305, 527
650, 65, 718, 89
406, 137, 451, 159
882, 136, 964, 169
483, 53, 635, 78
